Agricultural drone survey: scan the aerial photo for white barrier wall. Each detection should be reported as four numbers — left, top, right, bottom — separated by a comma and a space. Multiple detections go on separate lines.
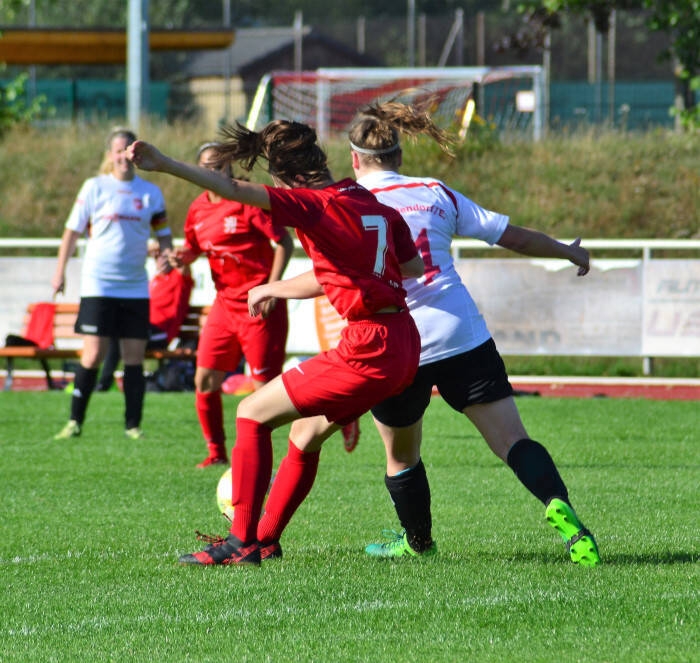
643, 260, 700, 356
1, 253, 698, 358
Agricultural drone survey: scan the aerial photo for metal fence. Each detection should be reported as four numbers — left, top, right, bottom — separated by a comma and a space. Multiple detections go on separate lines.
2, 238, 698, 375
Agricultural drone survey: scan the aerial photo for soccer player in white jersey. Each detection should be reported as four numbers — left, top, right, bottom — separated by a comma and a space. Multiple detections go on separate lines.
266, 102, 600, 566
348, 101, 600, 566
52, 127, 173, 441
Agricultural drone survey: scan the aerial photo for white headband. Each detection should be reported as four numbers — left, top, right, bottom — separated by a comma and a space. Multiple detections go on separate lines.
349, 141, 400, 155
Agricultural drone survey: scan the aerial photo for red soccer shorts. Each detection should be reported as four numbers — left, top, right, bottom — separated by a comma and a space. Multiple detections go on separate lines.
196, 294, 288, 380
282, 310, 419, 426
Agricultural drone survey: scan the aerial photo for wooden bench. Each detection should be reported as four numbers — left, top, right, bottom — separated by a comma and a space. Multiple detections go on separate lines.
0, 302, 210, 391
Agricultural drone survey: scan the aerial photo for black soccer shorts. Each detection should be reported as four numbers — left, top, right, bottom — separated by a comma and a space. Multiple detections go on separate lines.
75, 296, 150, 339
371, 338, 514, 427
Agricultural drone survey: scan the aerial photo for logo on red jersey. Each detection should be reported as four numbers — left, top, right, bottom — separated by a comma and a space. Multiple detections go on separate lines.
224, 216, 238, 233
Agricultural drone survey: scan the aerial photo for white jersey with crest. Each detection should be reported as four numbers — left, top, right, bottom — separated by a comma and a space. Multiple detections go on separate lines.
358, 170, 509, 365
65, 174, 170, 298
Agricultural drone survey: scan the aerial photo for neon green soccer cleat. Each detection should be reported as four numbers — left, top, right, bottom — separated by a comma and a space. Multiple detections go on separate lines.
125, 427, 143, 440
545, 498, 601, 567
364, 529, 437, 559
53, 420, 81, 440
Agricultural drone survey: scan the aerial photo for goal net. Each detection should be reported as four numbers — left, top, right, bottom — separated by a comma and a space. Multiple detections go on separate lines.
246, 66, 545, 141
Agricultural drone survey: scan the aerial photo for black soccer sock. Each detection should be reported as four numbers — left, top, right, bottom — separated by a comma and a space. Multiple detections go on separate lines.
506, 438, 569, 506
98, 338, 121, 389
385, 458, 433, 552
70, 366, 98, 424
122, 364, 145, 430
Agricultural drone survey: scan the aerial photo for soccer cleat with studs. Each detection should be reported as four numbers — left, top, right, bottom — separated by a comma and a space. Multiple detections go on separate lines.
125, 427, 143, 440
196, 455, 228, 469
260, 540, 283, 561
545, 497, 601, 567
179, 533, 261, 566
53, 420, 81, 440
364, 529, 437, 559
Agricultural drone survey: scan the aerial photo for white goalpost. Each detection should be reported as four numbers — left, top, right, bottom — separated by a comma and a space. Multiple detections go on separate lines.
246, 66, 545, 141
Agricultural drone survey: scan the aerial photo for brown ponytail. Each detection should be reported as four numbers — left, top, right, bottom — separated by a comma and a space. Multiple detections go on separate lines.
215, 120, 331, 187
349, 100, 455, 162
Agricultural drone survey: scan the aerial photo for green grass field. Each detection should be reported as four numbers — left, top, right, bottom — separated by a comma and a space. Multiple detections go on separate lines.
1, 391, 697, 662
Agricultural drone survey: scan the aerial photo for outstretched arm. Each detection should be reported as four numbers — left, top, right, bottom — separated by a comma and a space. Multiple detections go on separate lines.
497, 224, 590, 276
126, 140, 271, 210
248, 270, 323, 317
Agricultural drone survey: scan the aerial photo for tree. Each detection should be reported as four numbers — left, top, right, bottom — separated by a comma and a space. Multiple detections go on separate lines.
644, 0, 700, 129
510, 0, 699, 128
0, 1, 46, 137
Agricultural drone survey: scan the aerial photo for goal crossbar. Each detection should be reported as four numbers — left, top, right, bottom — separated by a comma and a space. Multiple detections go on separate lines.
247, 66, 545, 141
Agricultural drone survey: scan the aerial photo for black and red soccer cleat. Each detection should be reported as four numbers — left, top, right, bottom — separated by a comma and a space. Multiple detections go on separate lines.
260, 540, 283, 561
196, 454, 228, 469
178, 534, 261, 566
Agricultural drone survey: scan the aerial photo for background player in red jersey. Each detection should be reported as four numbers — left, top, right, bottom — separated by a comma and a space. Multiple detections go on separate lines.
171, 143, 294, 468
127, 120, 424, 565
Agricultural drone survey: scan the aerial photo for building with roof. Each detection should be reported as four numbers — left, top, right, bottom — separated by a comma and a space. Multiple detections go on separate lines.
179, 26, 382, 130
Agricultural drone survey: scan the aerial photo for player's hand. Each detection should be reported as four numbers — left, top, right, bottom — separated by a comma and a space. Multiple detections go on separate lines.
167, 250, 184, 268
156, 251, 173, 274
51, 274, 65, 299
126, 140, 165, 171
569, 238, 590, 276
257, 297, 277, 319
248, 284, 273, 317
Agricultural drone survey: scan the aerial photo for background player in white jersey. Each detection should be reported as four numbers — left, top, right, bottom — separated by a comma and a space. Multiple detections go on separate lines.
348, 101, 600, 567
52, 127, 173, 441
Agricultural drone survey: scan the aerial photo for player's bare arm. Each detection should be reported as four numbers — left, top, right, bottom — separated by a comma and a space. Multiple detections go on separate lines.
248, 270, 323, 317
257, 233, 295, 319
497, 224, 590, 276
156, 235, 174, 273
400, 254, 425, 279
126, 140, 271, 210
52, 228, 81, 297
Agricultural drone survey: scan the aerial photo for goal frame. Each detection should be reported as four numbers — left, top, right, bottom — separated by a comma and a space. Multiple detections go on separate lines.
246, 66, 546, 141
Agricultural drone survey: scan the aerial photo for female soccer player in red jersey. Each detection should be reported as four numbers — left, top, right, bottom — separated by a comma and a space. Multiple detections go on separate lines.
174, 143, 293, 468
127, 120, 424, 565
258, 102, 599, 568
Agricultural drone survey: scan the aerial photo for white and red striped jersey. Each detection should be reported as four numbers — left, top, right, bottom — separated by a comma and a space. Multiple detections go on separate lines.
358, 170, 509, 364
65, 174, 170, 298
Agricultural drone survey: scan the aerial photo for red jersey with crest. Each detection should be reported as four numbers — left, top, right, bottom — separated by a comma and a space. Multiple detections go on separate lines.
266, 178, 417, 320
183, 192, 287, 301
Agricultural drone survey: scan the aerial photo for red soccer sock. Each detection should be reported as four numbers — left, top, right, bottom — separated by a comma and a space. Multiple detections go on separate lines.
257, 439, 320, 544
196, 390, 226, 456
230, 417, 274, 543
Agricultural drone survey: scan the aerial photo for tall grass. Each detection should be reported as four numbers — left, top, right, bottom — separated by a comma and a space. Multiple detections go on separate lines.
1, 392, 697, 662
1, 122, 699, 240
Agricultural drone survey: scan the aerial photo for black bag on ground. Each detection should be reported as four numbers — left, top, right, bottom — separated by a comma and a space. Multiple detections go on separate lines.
146, 359, 195, 392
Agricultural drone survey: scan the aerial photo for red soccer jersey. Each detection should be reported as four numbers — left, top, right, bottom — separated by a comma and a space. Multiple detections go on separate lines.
266, 178, 417, 319
183, 192, 287, 301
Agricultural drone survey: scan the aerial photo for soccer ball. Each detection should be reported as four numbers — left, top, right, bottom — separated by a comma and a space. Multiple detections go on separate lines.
216, 467, 235, 521
215, 467, 275, 521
